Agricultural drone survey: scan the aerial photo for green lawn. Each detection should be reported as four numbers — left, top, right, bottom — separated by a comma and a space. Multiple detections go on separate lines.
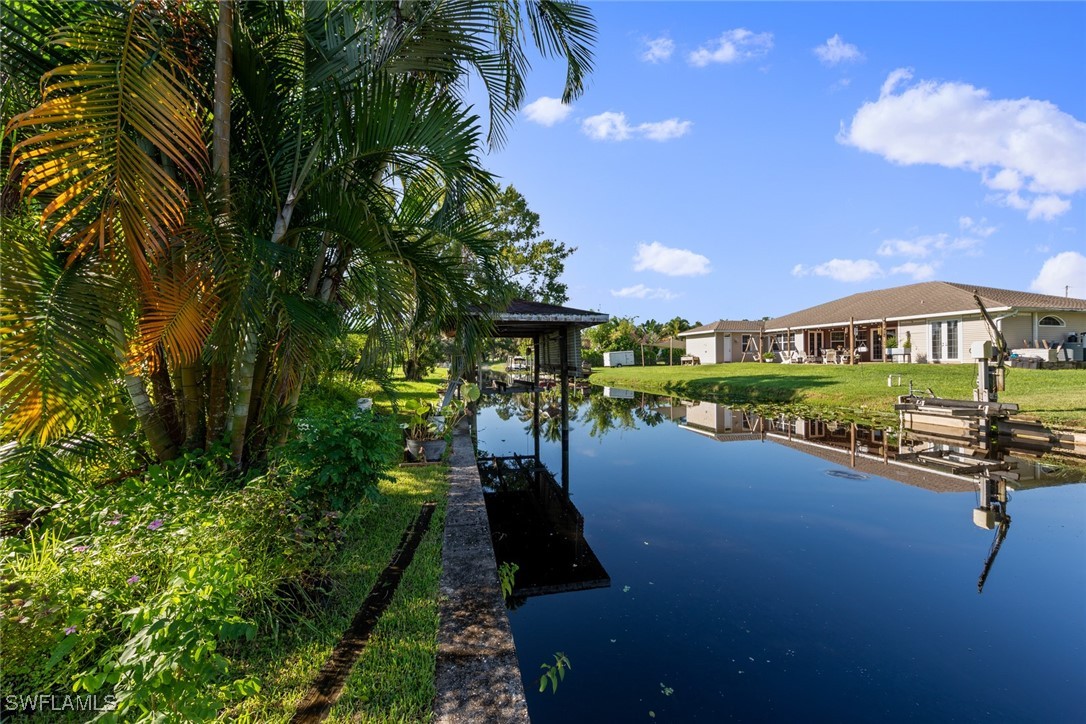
591, 362, 1086, 430
228, 370, 450, 723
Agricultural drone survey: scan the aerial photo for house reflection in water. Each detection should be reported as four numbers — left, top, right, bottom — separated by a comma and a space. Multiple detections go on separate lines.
672, 397, 1073, 592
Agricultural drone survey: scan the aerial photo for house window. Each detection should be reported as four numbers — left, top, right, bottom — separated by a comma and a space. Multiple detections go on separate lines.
931, 322, 942, 361
1039, 315, 1065, 326
830, 330, 845, 348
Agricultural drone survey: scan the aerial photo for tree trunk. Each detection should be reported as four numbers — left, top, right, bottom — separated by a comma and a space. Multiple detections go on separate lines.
229, 325, 261, 466
206, 359, 229, 447
180, 361, 206, 449
213, 0, 233, 194
149, 345, 183, 448
229, 188, 298, 465
103, 317, 179, 461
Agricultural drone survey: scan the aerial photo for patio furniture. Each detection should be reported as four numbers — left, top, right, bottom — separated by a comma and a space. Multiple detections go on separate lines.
681, 355, 700, 366
822, 349, 837, 364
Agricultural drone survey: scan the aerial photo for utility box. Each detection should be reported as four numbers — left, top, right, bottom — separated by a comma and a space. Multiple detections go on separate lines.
973, 507, 996, 530
603, 350, 636, 367
970, 340, 992, 360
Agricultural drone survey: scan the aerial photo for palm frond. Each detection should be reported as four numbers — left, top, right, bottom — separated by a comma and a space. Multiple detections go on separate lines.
6, 4, 207, 282
0, 220, 122, 444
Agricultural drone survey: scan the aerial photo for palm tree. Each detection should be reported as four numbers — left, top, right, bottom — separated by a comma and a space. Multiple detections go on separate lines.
2, 1, 596, 471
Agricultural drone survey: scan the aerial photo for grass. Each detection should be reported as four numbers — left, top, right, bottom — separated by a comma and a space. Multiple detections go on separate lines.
590, 362, 1086, 430
227, 466, 447, 723
229, 369, 450, 723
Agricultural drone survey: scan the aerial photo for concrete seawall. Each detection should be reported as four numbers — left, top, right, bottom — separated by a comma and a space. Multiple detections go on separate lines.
433, 423, 530, 723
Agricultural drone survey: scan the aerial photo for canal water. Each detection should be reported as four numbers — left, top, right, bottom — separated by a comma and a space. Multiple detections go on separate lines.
475, 389, 1086, 723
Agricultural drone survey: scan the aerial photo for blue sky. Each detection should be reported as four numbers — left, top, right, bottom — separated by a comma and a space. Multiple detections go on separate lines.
475, 1, 1086, 324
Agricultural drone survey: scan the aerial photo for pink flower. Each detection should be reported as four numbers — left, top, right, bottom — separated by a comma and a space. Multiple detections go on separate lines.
147, 519, 164, 531
64, 626, 77, 635
127, 575, 140, 584
72, 545, 89, 553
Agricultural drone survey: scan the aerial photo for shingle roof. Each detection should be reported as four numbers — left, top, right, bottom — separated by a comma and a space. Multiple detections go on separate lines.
679, 319, 765, 336
764, 281, 1086, 331
473, 299, 609, 337
502, 299, 603, 317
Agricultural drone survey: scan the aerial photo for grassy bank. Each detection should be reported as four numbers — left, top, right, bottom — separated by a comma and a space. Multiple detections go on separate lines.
590, 362, 1086, 430
229, 464, 447, 722
231, 370, 449, 722
0, 370, 450, 722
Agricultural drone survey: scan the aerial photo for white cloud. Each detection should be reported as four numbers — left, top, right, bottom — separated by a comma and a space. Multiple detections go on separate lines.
582, 111, 632, 141
814, 34, 864, 66
688, 28, 773, 67
1030, 251, 1086, 297
1027, 195, 1072, 221
523, 96, 573, 127
878, 234, 945, 258
642, 36, 674, 63
890, 261, 936, 281
840, 69, 1086, 221
633, 241, 711, 276
791, 259, 883, 282
582, 112, 692, 142
637, 118, 693, 141
958, 216, 997, 237
610, 284, 678, 300
876, 232, 981, 259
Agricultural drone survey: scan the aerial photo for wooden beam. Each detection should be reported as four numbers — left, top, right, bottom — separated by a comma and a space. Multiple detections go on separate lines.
849, 316, 856, 365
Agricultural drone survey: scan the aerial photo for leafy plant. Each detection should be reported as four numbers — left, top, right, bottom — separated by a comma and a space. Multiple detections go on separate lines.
498, 561, 519, 600
283, 409, 401, 510
400, 399, 442, 441
71, 554, 260, 720
538, 652, 571, 693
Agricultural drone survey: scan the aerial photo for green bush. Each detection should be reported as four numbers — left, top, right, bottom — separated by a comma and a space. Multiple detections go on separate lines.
0, 448, 343, 717
280, 408, 402, 511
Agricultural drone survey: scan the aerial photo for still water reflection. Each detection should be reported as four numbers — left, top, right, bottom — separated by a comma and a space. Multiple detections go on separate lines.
475, 388, 1086, 723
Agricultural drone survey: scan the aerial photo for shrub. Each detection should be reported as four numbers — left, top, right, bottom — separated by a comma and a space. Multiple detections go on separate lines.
280, 408, 401, 511
0, 450, 337, 716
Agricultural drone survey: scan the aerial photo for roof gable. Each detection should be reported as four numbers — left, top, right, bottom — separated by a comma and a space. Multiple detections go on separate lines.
679, 319, 765, 336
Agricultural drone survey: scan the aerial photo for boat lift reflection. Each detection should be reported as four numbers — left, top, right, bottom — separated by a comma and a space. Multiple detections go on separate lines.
659, 393, 1072, 593
477, 391, 609, 604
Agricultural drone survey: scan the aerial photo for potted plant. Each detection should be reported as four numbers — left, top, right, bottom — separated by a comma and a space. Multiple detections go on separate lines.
401, 384, 480, 462
885, 335, 899, 361
401, 399, 444, 462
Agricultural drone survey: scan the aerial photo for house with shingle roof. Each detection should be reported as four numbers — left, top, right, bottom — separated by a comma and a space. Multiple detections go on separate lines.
677, 320, 766, 363
763, 281, 1086, 363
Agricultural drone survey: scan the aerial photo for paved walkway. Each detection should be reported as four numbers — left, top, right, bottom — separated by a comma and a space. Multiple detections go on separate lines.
433, 423, 530, 723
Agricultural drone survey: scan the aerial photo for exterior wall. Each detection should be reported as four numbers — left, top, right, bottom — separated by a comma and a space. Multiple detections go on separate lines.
898, 322, 928, 361
999, 315, 1032, 349
685, 401, 725, 432
960, 317, 990, 358
1032, 311, 1086, 346
684, 334, 719, 364
682, 332, 762, 363
897, 311, 1086, 363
